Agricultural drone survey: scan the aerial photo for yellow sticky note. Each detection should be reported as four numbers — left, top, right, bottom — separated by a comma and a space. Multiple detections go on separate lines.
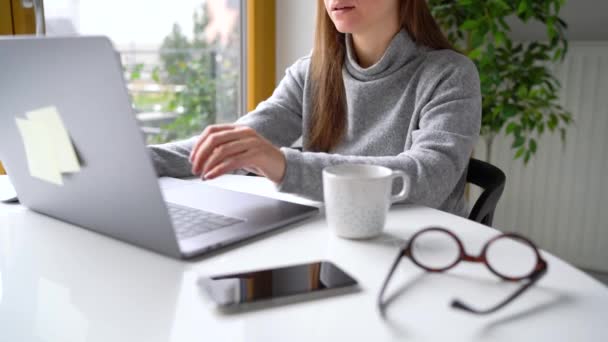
26, 106, 80, 173
15, 118, 63, 185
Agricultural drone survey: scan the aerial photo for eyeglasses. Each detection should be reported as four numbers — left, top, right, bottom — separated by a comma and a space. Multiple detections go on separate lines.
377, 227, 548, 315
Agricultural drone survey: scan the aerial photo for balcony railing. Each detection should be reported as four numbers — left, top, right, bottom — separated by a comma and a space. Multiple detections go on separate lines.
117, 47, 239, 143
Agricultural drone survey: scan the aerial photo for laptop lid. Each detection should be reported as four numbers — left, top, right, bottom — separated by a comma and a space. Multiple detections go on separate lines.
0, 36, 182, 258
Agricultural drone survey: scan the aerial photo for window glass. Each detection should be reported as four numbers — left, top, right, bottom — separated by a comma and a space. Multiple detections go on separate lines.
44, 0, 243, 144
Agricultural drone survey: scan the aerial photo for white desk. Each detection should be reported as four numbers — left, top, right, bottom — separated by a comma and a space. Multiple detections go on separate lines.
1, 176, 607, 341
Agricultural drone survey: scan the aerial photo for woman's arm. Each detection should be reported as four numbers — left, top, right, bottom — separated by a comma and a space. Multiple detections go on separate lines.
278, 58, 481, 207
188, 53, 480, 212
148, 56, 309, 177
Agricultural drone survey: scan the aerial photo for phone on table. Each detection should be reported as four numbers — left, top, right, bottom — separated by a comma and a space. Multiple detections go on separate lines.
199, 260, 359, 311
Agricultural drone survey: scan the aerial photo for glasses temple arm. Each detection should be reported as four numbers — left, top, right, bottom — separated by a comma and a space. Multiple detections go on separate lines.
377, 249, 407, 314
451, 261, 548, 315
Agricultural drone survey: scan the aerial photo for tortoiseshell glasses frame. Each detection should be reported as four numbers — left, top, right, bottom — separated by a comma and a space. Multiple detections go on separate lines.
377, 227, 548, 315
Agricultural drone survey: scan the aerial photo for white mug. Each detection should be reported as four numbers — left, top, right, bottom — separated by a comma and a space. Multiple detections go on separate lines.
322, 164, 407, 239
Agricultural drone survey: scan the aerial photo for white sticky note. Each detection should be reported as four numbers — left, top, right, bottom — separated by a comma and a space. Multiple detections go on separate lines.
26, 106, 80, 173
15, 118, 63, 185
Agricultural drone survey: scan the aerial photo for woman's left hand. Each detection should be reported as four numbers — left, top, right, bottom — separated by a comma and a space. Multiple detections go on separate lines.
189, 124, 286, 184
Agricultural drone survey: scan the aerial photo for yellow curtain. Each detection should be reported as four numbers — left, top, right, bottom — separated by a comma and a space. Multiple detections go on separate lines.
0, 0, 12, 174
246, 0, 276, 111
0, 0, 14, 35
10, 0, 36, 34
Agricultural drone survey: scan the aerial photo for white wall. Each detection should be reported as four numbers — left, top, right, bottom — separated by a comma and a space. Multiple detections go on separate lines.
275, 0, 315, 84
509, 0, 608, 41
473, 43, 608, 272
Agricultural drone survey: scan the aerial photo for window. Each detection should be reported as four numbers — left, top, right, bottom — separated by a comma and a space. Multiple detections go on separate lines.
44, 0, 245, 144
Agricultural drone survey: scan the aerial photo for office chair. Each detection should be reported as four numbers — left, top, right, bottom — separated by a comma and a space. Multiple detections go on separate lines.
466, 158, 506, 227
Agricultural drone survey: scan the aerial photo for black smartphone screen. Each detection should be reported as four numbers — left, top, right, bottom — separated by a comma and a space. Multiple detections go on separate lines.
199, 261, 358, 308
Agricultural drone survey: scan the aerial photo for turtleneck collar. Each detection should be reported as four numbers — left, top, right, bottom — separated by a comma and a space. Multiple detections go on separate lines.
345, 28, 418, 81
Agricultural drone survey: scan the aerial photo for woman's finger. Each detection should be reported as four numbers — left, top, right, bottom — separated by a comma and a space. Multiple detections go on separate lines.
189, 124, 236, 162
191, 127, 254, 174
204, 149, 257, 179
202, 137, 258, 175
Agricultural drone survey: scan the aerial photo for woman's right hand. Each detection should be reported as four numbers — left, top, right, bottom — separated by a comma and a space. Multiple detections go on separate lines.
189, 124, 287, 184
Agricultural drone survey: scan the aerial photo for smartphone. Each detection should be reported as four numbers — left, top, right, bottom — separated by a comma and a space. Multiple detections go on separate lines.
199, 261, 359, 311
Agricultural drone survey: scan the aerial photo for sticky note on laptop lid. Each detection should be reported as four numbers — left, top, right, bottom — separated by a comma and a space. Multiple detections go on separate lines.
26, 106, 80, 173
15, 106, 81, 186
15, 117, 63, 185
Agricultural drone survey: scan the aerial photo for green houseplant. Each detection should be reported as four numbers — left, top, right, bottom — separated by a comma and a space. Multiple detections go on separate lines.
429, 0, 572, 163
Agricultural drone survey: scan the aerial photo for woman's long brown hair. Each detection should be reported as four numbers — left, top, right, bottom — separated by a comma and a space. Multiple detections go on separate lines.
308, 0, 454, 152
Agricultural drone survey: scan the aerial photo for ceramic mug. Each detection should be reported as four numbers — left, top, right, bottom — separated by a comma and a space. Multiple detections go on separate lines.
322, 164, 407, 239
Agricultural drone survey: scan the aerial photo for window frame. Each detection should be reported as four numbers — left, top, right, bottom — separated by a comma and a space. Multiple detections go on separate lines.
245, 0, 276, 112
0, 0, 14, 35
5, 0, 40, 34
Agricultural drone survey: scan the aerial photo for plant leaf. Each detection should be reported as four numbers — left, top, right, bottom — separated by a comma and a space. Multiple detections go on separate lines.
514, 146, 526, 159
504, 104, 518, 118
461, 19, 479, 30
506, 122, 519, 134
518, 0, 529, 15
512, 135, 526, 148
529, 138, 537, 153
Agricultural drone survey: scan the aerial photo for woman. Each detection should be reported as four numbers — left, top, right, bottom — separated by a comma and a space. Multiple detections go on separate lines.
149, 0, 481, 217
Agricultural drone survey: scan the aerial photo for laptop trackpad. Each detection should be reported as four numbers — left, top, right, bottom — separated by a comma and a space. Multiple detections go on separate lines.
159, 176, 321, 206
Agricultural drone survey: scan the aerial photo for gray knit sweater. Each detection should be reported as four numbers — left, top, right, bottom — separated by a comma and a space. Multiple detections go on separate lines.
149, 29, 481, 217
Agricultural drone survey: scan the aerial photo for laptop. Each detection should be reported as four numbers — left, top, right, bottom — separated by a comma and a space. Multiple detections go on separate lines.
0, 36, 318, 259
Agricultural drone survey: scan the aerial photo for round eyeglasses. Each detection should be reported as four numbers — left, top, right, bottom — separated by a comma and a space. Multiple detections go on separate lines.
378, 227, 548, 315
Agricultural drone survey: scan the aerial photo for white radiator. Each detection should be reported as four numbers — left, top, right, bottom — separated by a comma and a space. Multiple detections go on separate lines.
474, 42, 608, 272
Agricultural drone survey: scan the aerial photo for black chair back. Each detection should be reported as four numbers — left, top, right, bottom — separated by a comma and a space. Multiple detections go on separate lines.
466, 158, 506, 226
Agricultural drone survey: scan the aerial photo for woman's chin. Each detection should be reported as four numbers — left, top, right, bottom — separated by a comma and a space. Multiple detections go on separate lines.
335, 28, 358, 35
332, 22, 358, 34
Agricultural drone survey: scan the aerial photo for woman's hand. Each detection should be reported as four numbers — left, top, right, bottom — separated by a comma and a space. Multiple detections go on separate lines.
189, 124, 286, 184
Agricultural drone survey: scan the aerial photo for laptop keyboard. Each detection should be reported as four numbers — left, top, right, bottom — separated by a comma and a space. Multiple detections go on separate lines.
166, 202, 244, 240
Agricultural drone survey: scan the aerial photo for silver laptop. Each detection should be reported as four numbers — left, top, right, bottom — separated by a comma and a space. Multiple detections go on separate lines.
0, 36, 318, 259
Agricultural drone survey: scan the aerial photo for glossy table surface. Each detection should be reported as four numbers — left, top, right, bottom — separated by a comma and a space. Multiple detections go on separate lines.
1, 176, 607, 342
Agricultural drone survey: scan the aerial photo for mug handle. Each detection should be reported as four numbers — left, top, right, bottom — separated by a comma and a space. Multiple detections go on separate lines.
390, 170, 408, 203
